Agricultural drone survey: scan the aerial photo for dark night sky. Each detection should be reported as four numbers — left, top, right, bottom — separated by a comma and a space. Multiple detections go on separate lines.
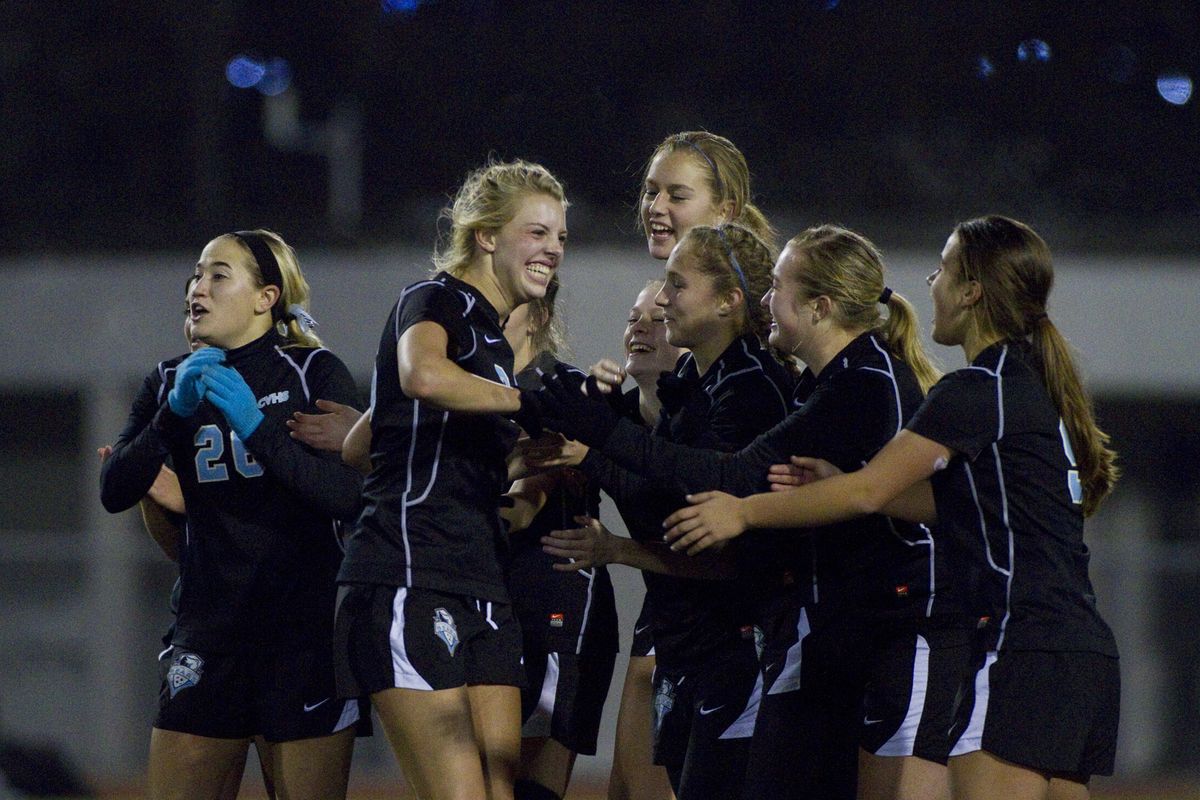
1, 0, 1196, 253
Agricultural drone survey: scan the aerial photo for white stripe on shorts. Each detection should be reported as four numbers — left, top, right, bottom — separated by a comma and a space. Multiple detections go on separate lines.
390, 587, 434, 691
521, 652, 561, 739
949, 649, 998, 757
719, 668, 762, 740
767, 606, 811, 696
332, 699, 361, 733
875, 634, 930, 757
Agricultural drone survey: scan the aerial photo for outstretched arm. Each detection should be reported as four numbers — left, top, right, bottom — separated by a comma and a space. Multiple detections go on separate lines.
663, 430, 951, 555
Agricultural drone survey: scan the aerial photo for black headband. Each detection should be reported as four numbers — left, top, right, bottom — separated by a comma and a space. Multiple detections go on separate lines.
232, 230, 284, 319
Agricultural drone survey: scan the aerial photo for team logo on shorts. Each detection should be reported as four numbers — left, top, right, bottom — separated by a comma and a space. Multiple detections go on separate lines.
652, 677, 676, 734
433, 607, 459, 656
166, 652, 204, 698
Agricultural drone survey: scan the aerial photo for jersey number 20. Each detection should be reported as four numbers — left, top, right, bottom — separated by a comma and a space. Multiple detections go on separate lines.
194, 424, 264, 482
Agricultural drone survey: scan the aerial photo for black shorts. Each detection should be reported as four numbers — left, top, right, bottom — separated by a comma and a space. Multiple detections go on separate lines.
333, 583, 525, 696
651, 645, 759, 800
631, 598, 655, 657
155, 645, 364, 742
520, 643, 617, 755
950, 649, 1120, 779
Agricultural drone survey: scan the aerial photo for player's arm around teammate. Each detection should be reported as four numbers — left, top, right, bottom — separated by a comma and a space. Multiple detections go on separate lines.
333, 160, 566, 800
664, 217, 1121, 800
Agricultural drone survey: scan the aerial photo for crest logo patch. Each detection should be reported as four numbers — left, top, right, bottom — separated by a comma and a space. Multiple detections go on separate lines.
433, 607, 459, 656
167, 652, 204, 698
652, 676, 676, 734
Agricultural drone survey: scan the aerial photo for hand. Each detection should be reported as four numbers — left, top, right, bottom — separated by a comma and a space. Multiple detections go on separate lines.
511, 389, 544, 437
538, 364, 620, 446
97, 445, 112, 466
168, 348, 225, 417
588, 358, 626, 394
146, 464, 185, 514
200, 364, 264, 440
521, 433, 589, 471
662, 491, 749, 555
768, 456, 842, 491
286, 399, 363, 453
541, 515, 616, 571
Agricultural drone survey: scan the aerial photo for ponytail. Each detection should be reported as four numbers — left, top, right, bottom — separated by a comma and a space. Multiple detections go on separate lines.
879, 291, 941, 394
1031, 318, 1119, 516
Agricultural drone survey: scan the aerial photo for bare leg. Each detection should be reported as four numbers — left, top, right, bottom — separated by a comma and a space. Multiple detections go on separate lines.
255, 727, 354, 800
214, 745, 249, 800
949, 751, 1049, 800
372, 685, 489, 800
517, 736, 577, 798
608, 656, 674, 800
468, 683, 523, 800
1048, 777, 1089, 800
859, 751, 950, 800
147, 728, 251, 800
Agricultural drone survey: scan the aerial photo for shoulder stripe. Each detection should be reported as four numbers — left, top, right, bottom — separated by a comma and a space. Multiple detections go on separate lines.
274, 345, 329, 403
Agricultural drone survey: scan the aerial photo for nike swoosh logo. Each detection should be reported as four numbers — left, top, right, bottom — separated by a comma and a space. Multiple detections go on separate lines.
698, 704, 725, 715
484, 335, 503, 344
634, 624, 651, 635
304, 698, 330, 712
863, 717, 883, 725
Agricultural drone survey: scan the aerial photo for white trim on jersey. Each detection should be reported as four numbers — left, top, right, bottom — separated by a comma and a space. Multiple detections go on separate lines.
399, 400, 450, 587
390, 588, 435, 691
767, 606, 810, 696
875, 634, 930, 757
273, 345, 329, 403
521, 652, 561, 739
457, 326, 478, 361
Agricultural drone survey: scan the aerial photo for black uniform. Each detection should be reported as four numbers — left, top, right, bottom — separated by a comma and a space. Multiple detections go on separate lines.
335, 274, 525, 695
908, 341, 1119, 778
581, 334, 794, 800
593, 331, 973, 798
100, 330, 365, 741
508, 352, 620, 755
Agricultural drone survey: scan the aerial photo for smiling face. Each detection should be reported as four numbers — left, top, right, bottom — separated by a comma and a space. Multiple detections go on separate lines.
623, 281, 683, 383
762, 242, 815, 358
655, 242, 732, 352
483, 192, 566, 312
640, 149, 727, 261
188, 236, 278, 350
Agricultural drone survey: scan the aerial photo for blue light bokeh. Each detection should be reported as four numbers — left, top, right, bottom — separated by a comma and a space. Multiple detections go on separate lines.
1156, 73, 1193, 106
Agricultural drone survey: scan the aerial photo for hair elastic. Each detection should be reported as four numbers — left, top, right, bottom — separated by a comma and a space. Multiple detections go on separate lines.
715, 226, 751, 299
878, 286, 893, 305
232, 230, 284, 320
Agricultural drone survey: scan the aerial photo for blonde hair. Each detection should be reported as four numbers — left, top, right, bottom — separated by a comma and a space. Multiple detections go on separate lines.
676, 223, 777, 346
953, 215, 1118, 516
434, 158, 568, 278
787, 225, 941, 393
224, 229, 322, 349
642, 131, 776, 247
526, 273, 567, 358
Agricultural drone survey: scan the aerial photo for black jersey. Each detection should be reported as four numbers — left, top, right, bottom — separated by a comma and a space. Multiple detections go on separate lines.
596, 331, 960, 624
507, 352, 619, 656
907, 341, 1118, 655
338, 273, 518, 602
582, 334, 794, 669
101, 330, 363, 654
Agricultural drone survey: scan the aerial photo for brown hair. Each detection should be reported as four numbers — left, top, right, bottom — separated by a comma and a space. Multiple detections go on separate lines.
787, 225, 941, 393
526, 273, 567, 358
676, 223, 777, 346
953, 215, 1119, 515
642, 131, 776, 247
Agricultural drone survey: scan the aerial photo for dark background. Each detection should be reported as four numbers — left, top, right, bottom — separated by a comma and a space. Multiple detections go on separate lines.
2, 0, 1196, 254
